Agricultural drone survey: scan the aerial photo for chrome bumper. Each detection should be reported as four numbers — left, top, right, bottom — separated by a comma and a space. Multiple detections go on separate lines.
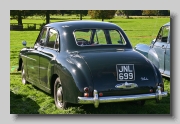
78, 86, 168, 108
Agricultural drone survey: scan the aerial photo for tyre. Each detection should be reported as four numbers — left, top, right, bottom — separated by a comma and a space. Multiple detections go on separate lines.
54, 77, 69, 109
21, 64, 28, 85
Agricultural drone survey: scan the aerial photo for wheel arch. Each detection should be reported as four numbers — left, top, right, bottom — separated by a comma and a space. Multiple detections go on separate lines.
50, 74, 59, 96
17, 57, 23, 71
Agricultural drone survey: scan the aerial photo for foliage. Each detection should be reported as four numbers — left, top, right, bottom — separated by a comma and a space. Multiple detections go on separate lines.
119, 10, 142, 18
88, 10, 116, 21
142, 10, 159, 17
158, 10, 170, 16
116, 10, 169, 18
72, 10, 88, 20
10, 10, 35, 25
33, 10, 61, 24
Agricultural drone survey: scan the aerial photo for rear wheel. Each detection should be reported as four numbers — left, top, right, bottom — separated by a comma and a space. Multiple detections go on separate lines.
21, 64, 28, 85
54, 77, 69, 109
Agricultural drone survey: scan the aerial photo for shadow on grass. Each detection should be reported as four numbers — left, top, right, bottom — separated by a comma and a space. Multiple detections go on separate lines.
10, 91, 40, 114
70, 93, 170, 114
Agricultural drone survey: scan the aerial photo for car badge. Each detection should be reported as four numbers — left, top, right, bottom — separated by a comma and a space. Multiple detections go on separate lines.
141, 77, 148, 81
115, 82, 138, 89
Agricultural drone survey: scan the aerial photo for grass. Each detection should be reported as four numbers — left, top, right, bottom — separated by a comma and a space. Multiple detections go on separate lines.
10, 15, 170, 114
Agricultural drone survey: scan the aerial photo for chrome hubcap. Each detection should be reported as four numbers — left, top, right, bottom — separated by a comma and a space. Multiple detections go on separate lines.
56, 85, 63, 107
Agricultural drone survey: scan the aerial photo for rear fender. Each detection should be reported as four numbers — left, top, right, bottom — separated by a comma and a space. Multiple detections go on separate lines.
54, 56, 93, 104
148, 48, 160, 69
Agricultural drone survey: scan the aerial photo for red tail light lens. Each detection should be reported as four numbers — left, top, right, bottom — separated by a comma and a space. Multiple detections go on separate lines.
150, 89, 153, 93
84, 93, 89, 97
84, 87, 89, 92
99, 92, 103, 96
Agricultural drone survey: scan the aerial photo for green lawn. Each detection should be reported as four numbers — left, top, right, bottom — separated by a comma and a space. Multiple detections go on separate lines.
10, 15, 170, 114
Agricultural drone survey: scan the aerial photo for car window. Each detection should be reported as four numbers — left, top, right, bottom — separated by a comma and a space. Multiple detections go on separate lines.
94, 29, 107, 44
37, 27, 48, 46
156, 25, 170, 43
109, 30, 126, 45
74, 29, 92, 45
74, 29, 126, 46
46, 28, 59, 50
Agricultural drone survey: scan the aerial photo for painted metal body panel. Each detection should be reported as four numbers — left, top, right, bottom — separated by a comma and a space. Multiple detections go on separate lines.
17, 21, 167, 107
134, 22, 170, 78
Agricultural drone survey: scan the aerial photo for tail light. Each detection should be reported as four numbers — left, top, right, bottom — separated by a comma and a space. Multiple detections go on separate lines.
84, 87, 89, 97
150, 89, 153, 93
84, 87, 89, 92
99, 92, 103, 96
84, 93, 89, 97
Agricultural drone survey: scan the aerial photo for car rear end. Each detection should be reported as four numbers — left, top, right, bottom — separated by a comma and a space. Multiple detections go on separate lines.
77, 49, 167, 108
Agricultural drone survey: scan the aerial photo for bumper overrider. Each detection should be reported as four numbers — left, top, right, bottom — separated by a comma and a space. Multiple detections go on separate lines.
78, 86, 168, 108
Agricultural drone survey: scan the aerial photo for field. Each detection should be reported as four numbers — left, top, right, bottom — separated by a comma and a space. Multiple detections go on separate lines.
10, 15, 170, 114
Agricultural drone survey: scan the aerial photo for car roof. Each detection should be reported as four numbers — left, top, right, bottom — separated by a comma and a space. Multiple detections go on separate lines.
163, 22, 170, 26
45, 20, 120, 29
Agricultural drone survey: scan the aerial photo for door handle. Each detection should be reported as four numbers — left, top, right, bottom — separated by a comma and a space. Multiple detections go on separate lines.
162, 45, 165, 49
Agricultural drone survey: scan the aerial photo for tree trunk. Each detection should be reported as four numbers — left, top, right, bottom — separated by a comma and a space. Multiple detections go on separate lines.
46, 11, 50, 24
80, 13, 82, 20
18, 11, 22, 25
101, 11, 104, 21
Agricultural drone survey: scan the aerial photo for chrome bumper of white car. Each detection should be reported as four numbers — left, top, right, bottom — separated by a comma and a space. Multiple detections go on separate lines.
78, 86, 168, 108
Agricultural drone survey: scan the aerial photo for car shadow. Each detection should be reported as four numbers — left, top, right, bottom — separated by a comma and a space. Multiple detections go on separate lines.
10, 91, 40, 114
70, 93, 170, 114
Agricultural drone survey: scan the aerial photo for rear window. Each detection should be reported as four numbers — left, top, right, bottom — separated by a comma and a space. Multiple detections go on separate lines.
74, 29, 126, 46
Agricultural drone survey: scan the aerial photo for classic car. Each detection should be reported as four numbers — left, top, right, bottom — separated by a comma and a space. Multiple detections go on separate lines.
17, 20, 167, 109
134, 22, 170, 78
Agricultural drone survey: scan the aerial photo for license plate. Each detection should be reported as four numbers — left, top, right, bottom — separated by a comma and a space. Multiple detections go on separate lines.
116, 64, 135, 81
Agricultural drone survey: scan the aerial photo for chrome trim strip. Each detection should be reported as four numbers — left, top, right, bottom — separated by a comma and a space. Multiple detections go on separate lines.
21, 55, 37, 61
161, 73, 170, 78
78, 90, 168, 108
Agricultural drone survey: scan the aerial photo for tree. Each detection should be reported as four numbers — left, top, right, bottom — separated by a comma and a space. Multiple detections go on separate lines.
121, 10, 134, 19
34, 10, 60, 24
142, 10, 158, 17
158, 10, 170, 16
59, 10, 73, 16
72, 10, 88, 20
88, 10, 116, 21
10, 10, 34, 25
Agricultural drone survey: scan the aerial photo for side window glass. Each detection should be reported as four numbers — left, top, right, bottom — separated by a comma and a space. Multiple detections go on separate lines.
109, 30, 126, 45
36, 27, 47, 46
156, 26, 170, 43
39, 28, 47, 46
74, 29, 91, 45
46, 28, 59, 49
94, 29, 107, 44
